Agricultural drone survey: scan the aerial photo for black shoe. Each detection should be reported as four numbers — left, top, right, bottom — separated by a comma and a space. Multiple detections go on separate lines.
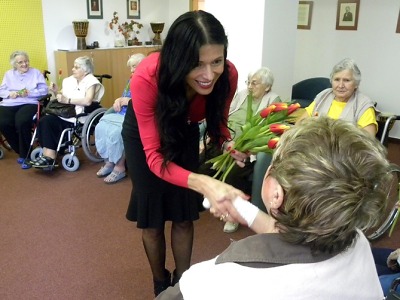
171, 269, 182, 286
31, 156, 58, 169
153, 269, 171, 297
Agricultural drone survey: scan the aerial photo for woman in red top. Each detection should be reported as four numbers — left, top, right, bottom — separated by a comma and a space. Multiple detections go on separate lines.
122, 10, 248, 297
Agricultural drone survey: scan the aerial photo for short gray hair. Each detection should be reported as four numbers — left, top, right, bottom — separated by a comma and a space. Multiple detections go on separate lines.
250, 67, 274, 88
10, 51, 29, 68
270, 116, 391, 254
74, 56, 94, 74
127, 53, 145, 67
330, 58, 361, 86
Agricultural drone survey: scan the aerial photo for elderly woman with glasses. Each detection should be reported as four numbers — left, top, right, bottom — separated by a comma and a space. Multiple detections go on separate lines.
200, 66, 281, 233
0, 50, 48, 169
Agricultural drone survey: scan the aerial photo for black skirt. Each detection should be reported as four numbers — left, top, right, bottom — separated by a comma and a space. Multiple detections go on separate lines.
121, 102, 204, 229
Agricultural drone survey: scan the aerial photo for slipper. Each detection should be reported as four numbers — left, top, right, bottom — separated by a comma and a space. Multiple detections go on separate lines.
104, 170, 126, 184
96, 165, 114, 177
21, 160, 32, 169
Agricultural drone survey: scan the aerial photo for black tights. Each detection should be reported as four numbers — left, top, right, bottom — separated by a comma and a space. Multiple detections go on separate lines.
142, 221, 194, 281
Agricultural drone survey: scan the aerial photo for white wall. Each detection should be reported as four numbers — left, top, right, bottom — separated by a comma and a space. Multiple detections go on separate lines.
204, 0, 298, 97
294, 0, 400, 138
262, 0, 298, 100
41, 0, 187, 78
41, 0, 400, 138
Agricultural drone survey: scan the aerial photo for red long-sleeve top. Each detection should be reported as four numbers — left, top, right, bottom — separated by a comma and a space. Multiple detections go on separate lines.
130, 52, 238, 188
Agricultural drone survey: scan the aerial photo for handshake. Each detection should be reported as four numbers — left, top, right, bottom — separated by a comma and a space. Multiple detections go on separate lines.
203, 196, 259, 227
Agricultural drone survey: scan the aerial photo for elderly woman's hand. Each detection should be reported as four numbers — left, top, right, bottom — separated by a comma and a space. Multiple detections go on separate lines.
387, 249, 400, 271
9, 91, 19, 99
56, 93, 68, 104
49, 82, 59, 94
113, 98, 122, 112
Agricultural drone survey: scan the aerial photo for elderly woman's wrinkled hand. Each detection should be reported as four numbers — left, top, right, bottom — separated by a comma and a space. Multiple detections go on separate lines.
56, 93, 67, 103
387, 249, 400, 271
113, 98, 122, 112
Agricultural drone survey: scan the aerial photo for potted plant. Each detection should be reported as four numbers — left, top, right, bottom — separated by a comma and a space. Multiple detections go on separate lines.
109, 12, 143, 47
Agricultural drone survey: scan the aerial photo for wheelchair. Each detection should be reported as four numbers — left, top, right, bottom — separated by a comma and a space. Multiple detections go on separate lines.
366, 113, 400, 241
0, 93, 52, 160
0, 69, 53, 160
29, 74, 112, 171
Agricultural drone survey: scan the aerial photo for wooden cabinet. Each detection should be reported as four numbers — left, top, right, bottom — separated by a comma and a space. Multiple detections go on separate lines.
55, 46, 159, 108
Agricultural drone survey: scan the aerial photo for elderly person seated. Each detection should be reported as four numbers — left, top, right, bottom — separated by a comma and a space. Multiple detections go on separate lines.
95, 53, 145, 184
30, 56, 104, 169
200, 66, 281, 233
158, 116, 391, 299
250, 58, 379, 225
296, 57, 377, 136
0, 50, 48, 169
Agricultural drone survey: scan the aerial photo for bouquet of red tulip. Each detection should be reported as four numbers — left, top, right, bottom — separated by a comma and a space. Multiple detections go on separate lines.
206, 96, 300, 182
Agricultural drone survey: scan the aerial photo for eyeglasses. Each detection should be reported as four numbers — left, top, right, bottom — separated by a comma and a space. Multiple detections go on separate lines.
245, 80, 261, 87
16, 60, 29, 65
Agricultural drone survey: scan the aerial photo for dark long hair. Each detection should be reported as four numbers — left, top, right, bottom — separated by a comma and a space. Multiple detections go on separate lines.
156, 10, 231, 168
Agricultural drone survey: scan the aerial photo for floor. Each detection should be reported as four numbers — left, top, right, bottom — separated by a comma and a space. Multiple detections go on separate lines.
0, 139, 399, 299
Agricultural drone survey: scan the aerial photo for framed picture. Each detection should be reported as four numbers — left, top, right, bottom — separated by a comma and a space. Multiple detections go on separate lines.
87, 0, 103, 19
127, 0, 140, 19
396, 9, 400, 33
297, 1, 313, 30
336, 0, 360, 30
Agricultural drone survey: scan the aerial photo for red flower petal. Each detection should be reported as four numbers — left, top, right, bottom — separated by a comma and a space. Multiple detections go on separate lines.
260, 105, 276, 118
288, 103, 301, 115
268, 137, 280, 149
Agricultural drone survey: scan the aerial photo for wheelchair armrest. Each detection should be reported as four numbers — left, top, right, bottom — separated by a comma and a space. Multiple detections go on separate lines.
38, 93, 52, 105
94, 74, 112, 83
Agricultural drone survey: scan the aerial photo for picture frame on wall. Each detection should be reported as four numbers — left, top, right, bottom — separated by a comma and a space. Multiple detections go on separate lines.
127, 0, 140, 19
297, 1, 313, 30
336, 0, 360, 30
87, 0, 103, 19
396, 9, 400, 33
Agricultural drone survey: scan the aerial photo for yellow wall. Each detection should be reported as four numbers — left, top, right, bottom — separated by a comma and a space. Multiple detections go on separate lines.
0, 0, 48, 78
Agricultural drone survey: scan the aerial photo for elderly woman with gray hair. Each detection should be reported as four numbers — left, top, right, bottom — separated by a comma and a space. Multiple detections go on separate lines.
297, 57, 377, 135
95, 53, 145, 184
30, 56, 104, 169
0, 50, 48, 169
200, 66, 281, 233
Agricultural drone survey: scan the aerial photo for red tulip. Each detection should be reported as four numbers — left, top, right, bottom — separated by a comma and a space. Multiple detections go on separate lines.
288, 103, 301, 115
272, 102, 288, 112
260, 105, 276, 118
268, 137, 280, 149
269, 124, 290, 135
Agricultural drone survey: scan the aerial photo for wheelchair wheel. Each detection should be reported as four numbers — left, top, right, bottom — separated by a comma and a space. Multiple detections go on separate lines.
367, 163, 400, 241
62, 154, 80, 172
81, 107, 107, 162
31, 147, 43, 161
